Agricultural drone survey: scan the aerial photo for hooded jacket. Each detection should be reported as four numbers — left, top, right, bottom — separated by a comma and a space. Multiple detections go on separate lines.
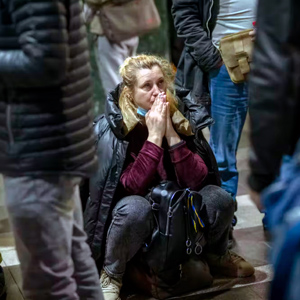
0, 0, 97, 176
172, 0, 221, 108
84, 85, 220, 261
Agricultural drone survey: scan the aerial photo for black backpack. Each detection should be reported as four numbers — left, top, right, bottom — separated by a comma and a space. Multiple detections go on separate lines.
142, 181, 207, 274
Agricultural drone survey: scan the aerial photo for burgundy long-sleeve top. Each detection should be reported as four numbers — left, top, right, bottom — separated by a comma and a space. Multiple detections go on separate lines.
120, 124, 208, 196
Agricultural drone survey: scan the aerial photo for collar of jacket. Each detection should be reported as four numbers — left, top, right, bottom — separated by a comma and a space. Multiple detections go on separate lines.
176, 87, 214, 133
104, 83, 126, 140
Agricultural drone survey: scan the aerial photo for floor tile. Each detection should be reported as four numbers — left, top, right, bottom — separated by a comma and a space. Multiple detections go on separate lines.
0, 233, 15, 252
1, 250, 20, 268
250, 282, 270, 300
232, 227, 270, 267
1, 250, 23, 296
235, 202, 264, 230
197, 286, 263, 300
1, 262, 24, 300
237, 184, 249, 196
236, 195, 255, 207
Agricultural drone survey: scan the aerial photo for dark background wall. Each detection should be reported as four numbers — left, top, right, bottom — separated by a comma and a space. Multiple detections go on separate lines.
89, 0, 171, 115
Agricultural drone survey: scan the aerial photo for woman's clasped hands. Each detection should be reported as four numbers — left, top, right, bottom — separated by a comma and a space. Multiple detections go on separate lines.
146, 93, 181, 147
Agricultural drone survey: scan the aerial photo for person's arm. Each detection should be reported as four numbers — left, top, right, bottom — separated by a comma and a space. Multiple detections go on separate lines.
172, 0, 222, 72
120, 141, 163, 195
169, 140, 208, 190
0, 0, 69, 87
248, 0, 298, 193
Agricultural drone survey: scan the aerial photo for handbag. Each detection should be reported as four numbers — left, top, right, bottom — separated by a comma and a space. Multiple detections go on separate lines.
97, 0, 161, 43
142, 181, 206, 275
219, 29, 253, 83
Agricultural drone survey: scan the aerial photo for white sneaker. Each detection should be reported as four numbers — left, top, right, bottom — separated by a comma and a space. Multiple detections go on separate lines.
100, 269, 122, 300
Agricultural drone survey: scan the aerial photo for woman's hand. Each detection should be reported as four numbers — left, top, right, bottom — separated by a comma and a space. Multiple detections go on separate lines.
146, 96, 167, 147
164, 94, 181, 147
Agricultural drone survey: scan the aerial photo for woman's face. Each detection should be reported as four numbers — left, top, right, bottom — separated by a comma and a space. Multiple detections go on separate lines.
133, 66, 166, 111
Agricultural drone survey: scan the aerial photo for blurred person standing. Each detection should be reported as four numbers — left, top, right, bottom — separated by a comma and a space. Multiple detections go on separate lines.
249, 0, 300, 298
0, 0, 104, 299
83, 0, 139, 95
172, 0, 257, 204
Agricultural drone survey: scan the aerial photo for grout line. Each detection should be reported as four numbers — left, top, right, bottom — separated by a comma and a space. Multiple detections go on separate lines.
1, 259, 25, 299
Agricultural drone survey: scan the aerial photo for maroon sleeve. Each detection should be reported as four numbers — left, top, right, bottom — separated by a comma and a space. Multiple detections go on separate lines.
169, 140, 208, 190
120, 140, 163, 195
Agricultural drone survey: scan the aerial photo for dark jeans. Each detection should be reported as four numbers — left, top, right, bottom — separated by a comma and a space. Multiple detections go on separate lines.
104, 185, 234, 277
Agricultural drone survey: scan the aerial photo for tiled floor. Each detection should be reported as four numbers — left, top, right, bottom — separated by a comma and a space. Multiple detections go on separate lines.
0, 121, 272, 300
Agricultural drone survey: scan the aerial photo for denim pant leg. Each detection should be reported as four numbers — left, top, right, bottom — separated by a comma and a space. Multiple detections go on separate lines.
209, 64, 248, 199
4, 176, 103, 300
104, 196, 153, 278
199, 185, 235, 255
95, 36, 139, 94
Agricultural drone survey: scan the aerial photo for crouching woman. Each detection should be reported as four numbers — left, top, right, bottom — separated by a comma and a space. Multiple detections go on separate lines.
84, 55, 254, 300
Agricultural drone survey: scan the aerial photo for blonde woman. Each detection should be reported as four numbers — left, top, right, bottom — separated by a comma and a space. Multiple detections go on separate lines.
84, 55, 254, 300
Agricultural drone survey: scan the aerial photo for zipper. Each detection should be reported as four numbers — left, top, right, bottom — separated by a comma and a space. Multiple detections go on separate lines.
206, 0, 214, 38
6, 103, 14, 145
165, 190, 186, 235
165, 207, 173, 235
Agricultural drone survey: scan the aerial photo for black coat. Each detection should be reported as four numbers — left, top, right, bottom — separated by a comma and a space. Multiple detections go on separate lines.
0, 0, 97, 176
84, 85, 221, 262
172, 0, 221, 108
248, 0, 300, 192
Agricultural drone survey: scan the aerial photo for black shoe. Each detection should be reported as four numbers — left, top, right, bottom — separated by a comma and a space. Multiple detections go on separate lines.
0, 266, 6, 299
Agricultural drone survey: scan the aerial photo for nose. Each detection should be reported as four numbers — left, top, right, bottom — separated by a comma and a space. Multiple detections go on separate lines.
152, 84, 161, 96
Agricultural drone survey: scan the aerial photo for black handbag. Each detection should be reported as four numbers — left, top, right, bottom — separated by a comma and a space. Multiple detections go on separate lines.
143, 181, 207, 274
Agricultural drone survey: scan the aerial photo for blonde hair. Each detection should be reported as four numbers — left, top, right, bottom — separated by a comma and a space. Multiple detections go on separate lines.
119, 54, 179, 134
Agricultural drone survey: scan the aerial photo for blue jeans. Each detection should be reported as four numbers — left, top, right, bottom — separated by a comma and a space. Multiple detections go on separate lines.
208, 64, 248, 199
4, 176, 104, 300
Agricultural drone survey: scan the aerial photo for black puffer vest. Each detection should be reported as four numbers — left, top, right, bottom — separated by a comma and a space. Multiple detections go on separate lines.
0, 0, 97, 177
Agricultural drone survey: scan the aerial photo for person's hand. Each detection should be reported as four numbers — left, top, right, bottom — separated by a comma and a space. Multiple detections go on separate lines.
249, 189, 264, 212
163, 93, 181, 146
146, 96, 167, 147
249, 29, 256, 42
83, 4, 96, 25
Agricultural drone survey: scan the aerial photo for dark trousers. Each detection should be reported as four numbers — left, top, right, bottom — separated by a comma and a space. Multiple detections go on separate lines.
104, 185, 234, 278
4, 176, 104, 300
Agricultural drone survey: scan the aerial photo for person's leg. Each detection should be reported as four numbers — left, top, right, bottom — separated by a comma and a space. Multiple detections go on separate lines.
208, 64, 248, 200
3, 176, 102, 300
200, 185, 235, 254
100, 196, 153, 300
71, 184, 104, 300
199, 185, 254, 277
104, 195, 153, 278
95, 36, 139, 95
